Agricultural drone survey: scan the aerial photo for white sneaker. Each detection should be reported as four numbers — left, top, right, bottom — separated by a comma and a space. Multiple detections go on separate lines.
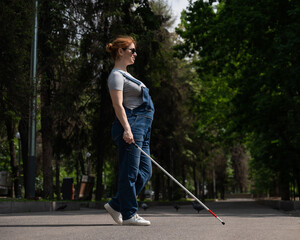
122, 214, 151, 226
104, 203, 123, 225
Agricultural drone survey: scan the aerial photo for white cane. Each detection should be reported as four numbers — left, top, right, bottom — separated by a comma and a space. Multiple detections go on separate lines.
133, 142, 225, 225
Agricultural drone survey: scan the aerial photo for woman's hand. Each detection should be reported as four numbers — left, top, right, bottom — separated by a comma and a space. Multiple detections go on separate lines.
123, 129, 135, 144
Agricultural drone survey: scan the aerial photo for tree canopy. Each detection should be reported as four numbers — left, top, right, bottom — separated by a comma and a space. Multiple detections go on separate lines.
0, 0, 299, 201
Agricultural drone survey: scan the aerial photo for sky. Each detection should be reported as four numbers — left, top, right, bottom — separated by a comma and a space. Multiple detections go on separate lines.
166, 0, 191, 29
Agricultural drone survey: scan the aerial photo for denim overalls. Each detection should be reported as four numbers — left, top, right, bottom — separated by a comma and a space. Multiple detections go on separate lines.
109, 71, 154, 220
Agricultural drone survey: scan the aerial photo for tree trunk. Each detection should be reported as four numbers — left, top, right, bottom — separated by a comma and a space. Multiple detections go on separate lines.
5, 118, 18, 198
297, 174, 300, 200
212, 165, 216, 199
112, 156, 118, 197
95, 68, 109, 200
181, 159, 186, 199
154, 171, 160, 201
280, 171, 290, 201
167, 146, 172, 201
39, 0, 56, 200
201, 161, 206, 201
19, 118, 28, 197
41, 77, 54, 199
75, 157, 80, 199
55, 153, 61, 200
78, 152, 85, 175
162, 174, 167, 200
41, 129, 54, 199
95, 153, 104, 200
193, 163, 197, 197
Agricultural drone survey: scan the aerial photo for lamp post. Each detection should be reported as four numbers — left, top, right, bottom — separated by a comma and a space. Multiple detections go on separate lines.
15, 132, 22, 198
27, 0, 38, 199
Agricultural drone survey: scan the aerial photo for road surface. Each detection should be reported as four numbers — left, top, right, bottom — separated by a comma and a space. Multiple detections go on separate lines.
0, 199, 299, 240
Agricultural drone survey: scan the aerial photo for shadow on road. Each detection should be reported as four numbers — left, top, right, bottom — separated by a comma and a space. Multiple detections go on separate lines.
137, 200, 296, 218
1, 200, 297, 219
0, 223, 115, 228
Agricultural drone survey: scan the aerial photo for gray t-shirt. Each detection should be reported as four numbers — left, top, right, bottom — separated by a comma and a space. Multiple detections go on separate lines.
107, 69, 145, 109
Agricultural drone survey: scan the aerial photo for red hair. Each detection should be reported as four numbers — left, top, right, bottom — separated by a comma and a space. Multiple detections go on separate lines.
106, 36, 136, 60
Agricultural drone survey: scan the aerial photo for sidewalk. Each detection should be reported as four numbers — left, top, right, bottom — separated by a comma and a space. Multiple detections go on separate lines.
1, 198, 299, 215
1, 200, 300, 240
256, 198, 300, 212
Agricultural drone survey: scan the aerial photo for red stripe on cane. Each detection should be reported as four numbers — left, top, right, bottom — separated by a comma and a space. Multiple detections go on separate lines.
208, 209, 217, 218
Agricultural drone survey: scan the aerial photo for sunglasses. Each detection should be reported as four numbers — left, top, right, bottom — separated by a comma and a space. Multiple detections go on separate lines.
122, 48, 137, 54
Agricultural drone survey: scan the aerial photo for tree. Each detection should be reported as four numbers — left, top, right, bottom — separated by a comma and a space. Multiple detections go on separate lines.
230, 143, 249, 193
176, 0, 300, 200
0, 0, 33, 197
38, 0, 84, 198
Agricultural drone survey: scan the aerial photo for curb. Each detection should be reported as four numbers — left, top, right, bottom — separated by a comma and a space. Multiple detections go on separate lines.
0, 201, 82, 214
256, 199, 300, 211
0, 200, 195, 214
6, 199, 298, 214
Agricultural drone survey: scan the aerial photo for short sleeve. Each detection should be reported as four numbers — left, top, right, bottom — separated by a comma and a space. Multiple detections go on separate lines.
107, 71, 124, 91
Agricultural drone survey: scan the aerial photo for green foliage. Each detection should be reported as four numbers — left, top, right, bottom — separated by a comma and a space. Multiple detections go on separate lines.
4, 0, 299, 201
176, 0, 300, 199
0, 0, 33, 132
249, 157, 278, 197
0, 156, 10, 172
0, 125, 10, 171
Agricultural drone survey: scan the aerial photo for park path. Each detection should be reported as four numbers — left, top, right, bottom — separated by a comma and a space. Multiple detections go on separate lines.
0, 199, 299, 240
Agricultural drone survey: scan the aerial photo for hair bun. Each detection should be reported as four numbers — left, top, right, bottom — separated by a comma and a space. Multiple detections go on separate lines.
106, 36, 136, 60
106, 43, 113, 53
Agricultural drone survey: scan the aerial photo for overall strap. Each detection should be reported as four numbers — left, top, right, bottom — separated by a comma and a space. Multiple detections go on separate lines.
116, 70, 142, 86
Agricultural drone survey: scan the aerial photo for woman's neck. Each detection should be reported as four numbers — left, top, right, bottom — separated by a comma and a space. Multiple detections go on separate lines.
114, 61, 127, 72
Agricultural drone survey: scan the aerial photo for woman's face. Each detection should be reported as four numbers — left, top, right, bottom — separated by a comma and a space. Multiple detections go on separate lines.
121, 42, 137, 66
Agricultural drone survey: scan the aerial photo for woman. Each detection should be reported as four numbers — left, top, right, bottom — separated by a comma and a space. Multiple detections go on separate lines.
104, 36, 154, 226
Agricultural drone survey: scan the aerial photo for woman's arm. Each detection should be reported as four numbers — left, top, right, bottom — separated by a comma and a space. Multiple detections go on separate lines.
110, 90, 134, 144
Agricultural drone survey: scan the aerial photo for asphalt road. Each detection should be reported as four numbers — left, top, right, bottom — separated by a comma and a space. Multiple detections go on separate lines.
0, 199, 299, 240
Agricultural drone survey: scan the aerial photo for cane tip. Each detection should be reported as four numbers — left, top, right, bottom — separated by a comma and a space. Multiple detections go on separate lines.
222, 221, 225, 225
